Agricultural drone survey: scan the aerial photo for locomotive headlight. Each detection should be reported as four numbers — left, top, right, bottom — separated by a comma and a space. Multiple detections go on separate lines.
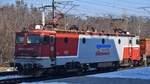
51, 46, 54, 51
64, 50, 69, 55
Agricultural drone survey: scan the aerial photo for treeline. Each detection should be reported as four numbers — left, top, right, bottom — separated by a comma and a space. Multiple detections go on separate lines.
0, 3, 150, 65
0, 3, 41, 65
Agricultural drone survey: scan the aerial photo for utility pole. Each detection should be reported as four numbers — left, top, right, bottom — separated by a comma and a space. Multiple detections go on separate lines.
39, 5, 52, 28
42, 7, 46, 27
122, 9, 128, 32
52, 0, 55, 29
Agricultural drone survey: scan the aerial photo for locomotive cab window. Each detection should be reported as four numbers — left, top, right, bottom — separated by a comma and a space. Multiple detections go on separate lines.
27, 35, 40, 44
64, 37, 68, 44
136, 39, 139, 44
42, 35, 50, 44
50, 35, 55, 44
129, 39, 132, 44
82, 38, 86, 44
118, 39, 121, 44
16, 35, 25, 43
102, 38, 105, 44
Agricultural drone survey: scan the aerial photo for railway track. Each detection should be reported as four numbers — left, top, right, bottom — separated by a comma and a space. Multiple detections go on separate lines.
0, 71, 18, 76
0, 68, 116, 84
0, 70, 100, 84
0, 66, 145, 84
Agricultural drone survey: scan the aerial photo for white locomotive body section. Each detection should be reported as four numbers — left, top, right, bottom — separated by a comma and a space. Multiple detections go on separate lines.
56, 35, 139, 65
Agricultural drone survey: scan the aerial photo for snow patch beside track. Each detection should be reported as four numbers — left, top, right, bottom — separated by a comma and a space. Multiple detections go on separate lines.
88, 67, 150, 79
21, 82, 69, 84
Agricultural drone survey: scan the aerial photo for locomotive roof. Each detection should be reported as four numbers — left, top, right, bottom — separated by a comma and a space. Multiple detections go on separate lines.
16, 29, 136, 37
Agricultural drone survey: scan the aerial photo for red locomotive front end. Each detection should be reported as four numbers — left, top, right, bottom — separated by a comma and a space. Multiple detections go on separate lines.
14, 30, 56, 73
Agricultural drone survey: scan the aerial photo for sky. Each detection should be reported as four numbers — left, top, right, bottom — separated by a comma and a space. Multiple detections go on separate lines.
0, 0, 150, 17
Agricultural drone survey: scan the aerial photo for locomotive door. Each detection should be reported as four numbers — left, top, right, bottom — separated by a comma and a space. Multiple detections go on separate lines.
49, 35, 56, 66
129, 37, 133, 61
41, 35, 56, 66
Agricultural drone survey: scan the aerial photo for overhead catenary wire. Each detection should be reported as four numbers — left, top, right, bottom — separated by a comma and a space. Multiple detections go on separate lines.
71, 7, 108, 16
79, 0, 141, 9
12, 0, 150, 16
118, 0, 150, 6
61, 0, 150, 17
138, 7, 150, 15
75, 0, 144, 14
2, 0, 149, 16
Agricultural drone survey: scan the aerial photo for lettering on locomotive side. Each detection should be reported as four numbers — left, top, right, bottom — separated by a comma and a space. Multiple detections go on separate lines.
18, 48, 34, 51
96, 44, 111, 56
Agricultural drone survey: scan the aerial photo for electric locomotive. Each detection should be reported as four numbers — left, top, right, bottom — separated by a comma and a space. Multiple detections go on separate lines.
13, 27, 140, 74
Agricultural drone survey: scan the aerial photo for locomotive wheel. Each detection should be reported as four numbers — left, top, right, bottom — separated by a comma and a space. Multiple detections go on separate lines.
65, 62, 82, 72
139, 59, 144, 66
132, 60, 137, 67
112, 61, 120, 71
128, 59, 133, 68
82, 64, 89, 72
52, 66, 67, 75
31, 70, 44, 77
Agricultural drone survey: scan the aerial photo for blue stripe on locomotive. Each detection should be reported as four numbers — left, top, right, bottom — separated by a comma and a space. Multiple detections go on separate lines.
96, 44, 111, 49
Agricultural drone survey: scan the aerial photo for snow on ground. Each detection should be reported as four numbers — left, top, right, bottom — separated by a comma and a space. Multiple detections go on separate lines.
0, 75, 27, 80
21, 82, 69, 84
88, 67, 150, 80
21, 67, 150, 84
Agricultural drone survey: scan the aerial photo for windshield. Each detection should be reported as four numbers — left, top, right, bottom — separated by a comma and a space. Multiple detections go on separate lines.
16, 35, 25, 43
27, 35, 40, 44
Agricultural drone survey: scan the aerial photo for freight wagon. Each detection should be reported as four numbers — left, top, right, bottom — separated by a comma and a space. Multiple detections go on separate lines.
140, 38, 150, 64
